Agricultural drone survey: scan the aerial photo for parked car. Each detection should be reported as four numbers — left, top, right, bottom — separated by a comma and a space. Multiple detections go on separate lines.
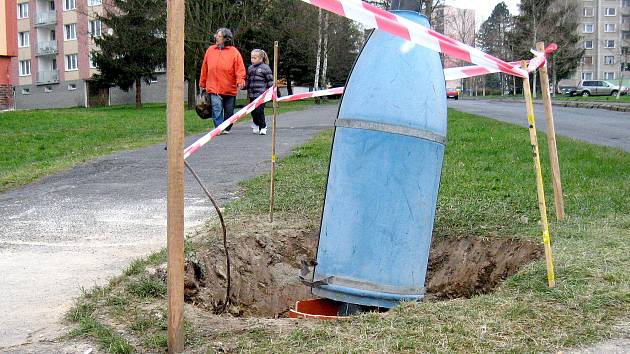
446, 88, 459, 100
559, 86, 577, 96
576, 80, 628, 97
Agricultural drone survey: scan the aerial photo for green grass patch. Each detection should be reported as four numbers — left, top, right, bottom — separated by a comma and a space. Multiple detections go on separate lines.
68, 108, 629, 352
0, 99, 331, 193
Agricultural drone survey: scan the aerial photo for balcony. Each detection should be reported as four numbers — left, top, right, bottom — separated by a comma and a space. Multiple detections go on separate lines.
36, 41, 57, 56
37, 70, 59, 85
622, 7, 630, 16
622, 22, 630, 32
34, 11, 56, 27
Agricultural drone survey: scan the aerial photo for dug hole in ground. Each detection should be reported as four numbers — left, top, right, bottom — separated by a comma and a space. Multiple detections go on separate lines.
147, 213, 542, 320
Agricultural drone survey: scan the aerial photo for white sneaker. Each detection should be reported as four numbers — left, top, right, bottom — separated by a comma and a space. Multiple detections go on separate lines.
259, 128, 267, 135
252, 125, 259, 134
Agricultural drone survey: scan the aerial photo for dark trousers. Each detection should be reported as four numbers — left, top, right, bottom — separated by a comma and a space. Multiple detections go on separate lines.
250, 98, 267, 129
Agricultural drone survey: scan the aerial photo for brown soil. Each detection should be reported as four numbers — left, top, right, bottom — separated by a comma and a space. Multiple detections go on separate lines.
176, 214, 543, 318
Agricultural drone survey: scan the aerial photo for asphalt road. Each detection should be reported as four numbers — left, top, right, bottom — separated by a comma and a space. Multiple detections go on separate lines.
0, 104, 338, 350
448, 99, 630, 152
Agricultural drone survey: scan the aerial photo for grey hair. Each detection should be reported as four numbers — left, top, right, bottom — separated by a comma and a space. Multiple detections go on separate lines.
216, 28, 234, 46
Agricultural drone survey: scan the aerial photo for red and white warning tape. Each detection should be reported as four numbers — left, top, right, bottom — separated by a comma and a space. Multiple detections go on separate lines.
444, 62, 521, 81
300, 0, 528, 78
184, 88, 274, 159
444, 43, 557, 80
183, 87, 346, 159
277, 87, 344, 102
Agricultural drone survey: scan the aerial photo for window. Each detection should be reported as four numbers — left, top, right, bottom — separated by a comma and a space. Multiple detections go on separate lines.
605, 40, 615, 48
17, 3, 28, 19
583, 7, 594, 17
583, 24, 594, 33
604, 24, 616, 32
88, 0, 102, 5
604, 72, 615, 80
52, 58, 57, 70
605, 56, 615, 65
65, 54, 78, 71
44, 86, 53, 93
582, 56, 593, 65
584, 40, 593, 49
89, 20, 102, 37
68, 83, 77, 90
64, 0, 76, 11
50, 30, 56, 41
18, 31, 29, 48
49, 0, 55, 10
582, 72, 593, 80
21, 88, 30, 95
604, 8, 616, 16
64, 24, 76, 41
19, 60, 31, 76
89, 53, 98, 68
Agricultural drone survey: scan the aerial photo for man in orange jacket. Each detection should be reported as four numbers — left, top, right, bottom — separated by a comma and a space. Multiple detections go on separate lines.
199, 28, 246, 133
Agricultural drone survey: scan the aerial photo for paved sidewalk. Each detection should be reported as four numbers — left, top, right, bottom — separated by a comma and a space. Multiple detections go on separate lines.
0, 104, 338, 351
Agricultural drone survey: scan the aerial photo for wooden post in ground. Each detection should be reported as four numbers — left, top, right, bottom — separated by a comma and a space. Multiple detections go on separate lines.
536, 41, 565, 221
522, 61, 556, 288
166, 0, 185, 351
269, 41, 279, 223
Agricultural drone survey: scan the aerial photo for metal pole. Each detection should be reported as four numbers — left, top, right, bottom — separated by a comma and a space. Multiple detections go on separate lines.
269, 41, 279, 223
536, 42, 565, 221
522, 61, 556, 288
166, 0, 185, 350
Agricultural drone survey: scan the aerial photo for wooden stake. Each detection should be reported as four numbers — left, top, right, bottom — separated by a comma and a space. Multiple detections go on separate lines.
166, 0, 185, 351
536, 41, 565, 221
269, 41, 279, 223
522, 61, 556, 288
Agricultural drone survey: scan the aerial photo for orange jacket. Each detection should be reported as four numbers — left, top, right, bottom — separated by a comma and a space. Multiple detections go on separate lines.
199, 45, 246, 96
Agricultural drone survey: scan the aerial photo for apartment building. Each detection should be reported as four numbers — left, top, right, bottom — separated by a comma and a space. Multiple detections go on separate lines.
10, 0, 169, 109
571, 0, 630, 83
1, 0, 17, 110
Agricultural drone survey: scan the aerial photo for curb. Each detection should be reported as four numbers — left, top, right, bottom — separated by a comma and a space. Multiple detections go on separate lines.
460, 98, 630, 113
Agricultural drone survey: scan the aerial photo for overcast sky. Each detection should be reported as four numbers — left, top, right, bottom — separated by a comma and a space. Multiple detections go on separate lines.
444, 0, 520, 27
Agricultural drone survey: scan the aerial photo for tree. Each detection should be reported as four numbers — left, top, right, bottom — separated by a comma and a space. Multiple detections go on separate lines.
183, 0, 260, 108
477, 2, 514, 95
91, 0, 167, 108
510, 0, 582, 96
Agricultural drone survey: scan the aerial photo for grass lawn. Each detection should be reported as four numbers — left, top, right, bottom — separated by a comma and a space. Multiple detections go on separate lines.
0, 99, 326, 193
67, 108, 630, 353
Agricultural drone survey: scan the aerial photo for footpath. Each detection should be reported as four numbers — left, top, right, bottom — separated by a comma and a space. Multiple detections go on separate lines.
0, 104, 337, 353
461, 96, 630, 112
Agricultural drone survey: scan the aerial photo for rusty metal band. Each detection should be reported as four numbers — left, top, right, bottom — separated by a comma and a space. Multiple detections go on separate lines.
335, 119, 446, 145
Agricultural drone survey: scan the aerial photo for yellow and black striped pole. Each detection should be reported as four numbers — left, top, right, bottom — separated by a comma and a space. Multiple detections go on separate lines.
521, 61, 556, 288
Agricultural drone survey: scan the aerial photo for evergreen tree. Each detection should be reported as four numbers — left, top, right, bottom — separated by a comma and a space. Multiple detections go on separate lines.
91, 0, 167, 108
477, 2, 513, 94
510, 0, 582, 91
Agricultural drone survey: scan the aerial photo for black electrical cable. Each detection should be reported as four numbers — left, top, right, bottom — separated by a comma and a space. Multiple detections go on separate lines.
184, 160, 231, 312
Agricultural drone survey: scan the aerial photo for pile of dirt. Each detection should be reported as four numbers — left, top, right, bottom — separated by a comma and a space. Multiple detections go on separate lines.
177, 214, 543, 318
